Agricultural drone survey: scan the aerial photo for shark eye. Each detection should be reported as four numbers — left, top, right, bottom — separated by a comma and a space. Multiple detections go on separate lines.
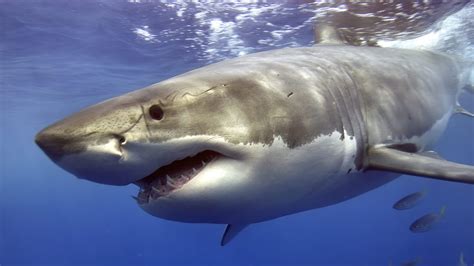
149, 105, 164, 120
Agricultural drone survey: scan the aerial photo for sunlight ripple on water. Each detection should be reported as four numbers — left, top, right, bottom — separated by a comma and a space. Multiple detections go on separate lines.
1, 1, 472, 115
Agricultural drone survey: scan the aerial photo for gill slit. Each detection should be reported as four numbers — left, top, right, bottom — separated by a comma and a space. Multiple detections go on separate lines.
342, 67, 368, 169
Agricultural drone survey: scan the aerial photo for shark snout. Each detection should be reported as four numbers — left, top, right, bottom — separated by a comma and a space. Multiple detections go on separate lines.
35, 126, 133, 185
35, 127, 123, 163
35, 129, 81, 162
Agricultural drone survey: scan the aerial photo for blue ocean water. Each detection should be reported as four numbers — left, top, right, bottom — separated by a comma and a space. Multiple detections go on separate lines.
1, 1, 473, 265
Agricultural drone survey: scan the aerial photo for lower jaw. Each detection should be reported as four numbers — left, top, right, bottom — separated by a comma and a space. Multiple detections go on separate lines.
133, 150, 221, 204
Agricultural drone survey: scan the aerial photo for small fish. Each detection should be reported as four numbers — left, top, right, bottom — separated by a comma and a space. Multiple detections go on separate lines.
393, 191, 426, 210
458, 251, 467, 266
410, 206, 446, 233
401, 257, 421, 266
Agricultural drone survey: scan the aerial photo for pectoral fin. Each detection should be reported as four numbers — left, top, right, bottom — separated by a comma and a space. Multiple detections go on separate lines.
367, 146, 474, 184
221, 224, 248, 246
419, 151, 445, 160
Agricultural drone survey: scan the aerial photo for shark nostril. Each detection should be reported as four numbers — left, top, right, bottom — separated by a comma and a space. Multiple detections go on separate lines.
119, 136, 127, 145
110, 134, 126, 145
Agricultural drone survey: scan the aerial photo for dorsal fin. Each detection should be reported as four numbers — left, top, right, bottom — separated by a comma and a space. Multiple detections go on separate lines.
314, 24, 344, 45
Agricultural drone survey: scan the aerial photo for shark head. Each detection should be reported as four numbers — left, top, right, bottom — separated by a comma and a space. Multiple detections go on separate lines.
36, 61, 344, 223
35, 58, 355, 224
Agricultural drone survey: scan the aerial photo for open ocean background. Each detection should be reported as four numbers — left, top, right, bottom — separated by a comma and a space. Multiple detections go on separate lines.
1, 1, 473, 265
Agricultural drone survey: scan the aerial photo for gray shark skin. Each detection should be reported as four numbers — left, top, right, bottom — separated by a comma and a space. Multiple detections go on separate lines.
35, 38, 474, 244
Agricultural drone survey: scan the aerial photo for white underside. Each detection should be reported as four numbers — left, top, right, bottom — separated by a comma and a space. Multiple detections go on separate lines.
138, 130, 367, 223
138, 109, 453, 224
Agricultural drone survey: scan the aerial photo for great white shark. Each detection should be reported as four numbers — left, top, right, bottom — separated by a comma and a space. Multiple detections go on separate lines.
35, 26, 474, 245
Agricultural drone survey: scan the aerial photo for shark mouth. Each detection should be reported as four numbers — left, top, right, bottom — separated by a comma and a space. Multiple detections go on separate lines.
133, 150, 221, 204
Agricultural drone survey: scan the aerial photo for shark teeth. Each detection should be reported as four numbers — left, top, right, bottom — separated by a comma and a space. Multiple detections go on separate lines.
133, 150, 221, 204
167, 176, 178, 188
